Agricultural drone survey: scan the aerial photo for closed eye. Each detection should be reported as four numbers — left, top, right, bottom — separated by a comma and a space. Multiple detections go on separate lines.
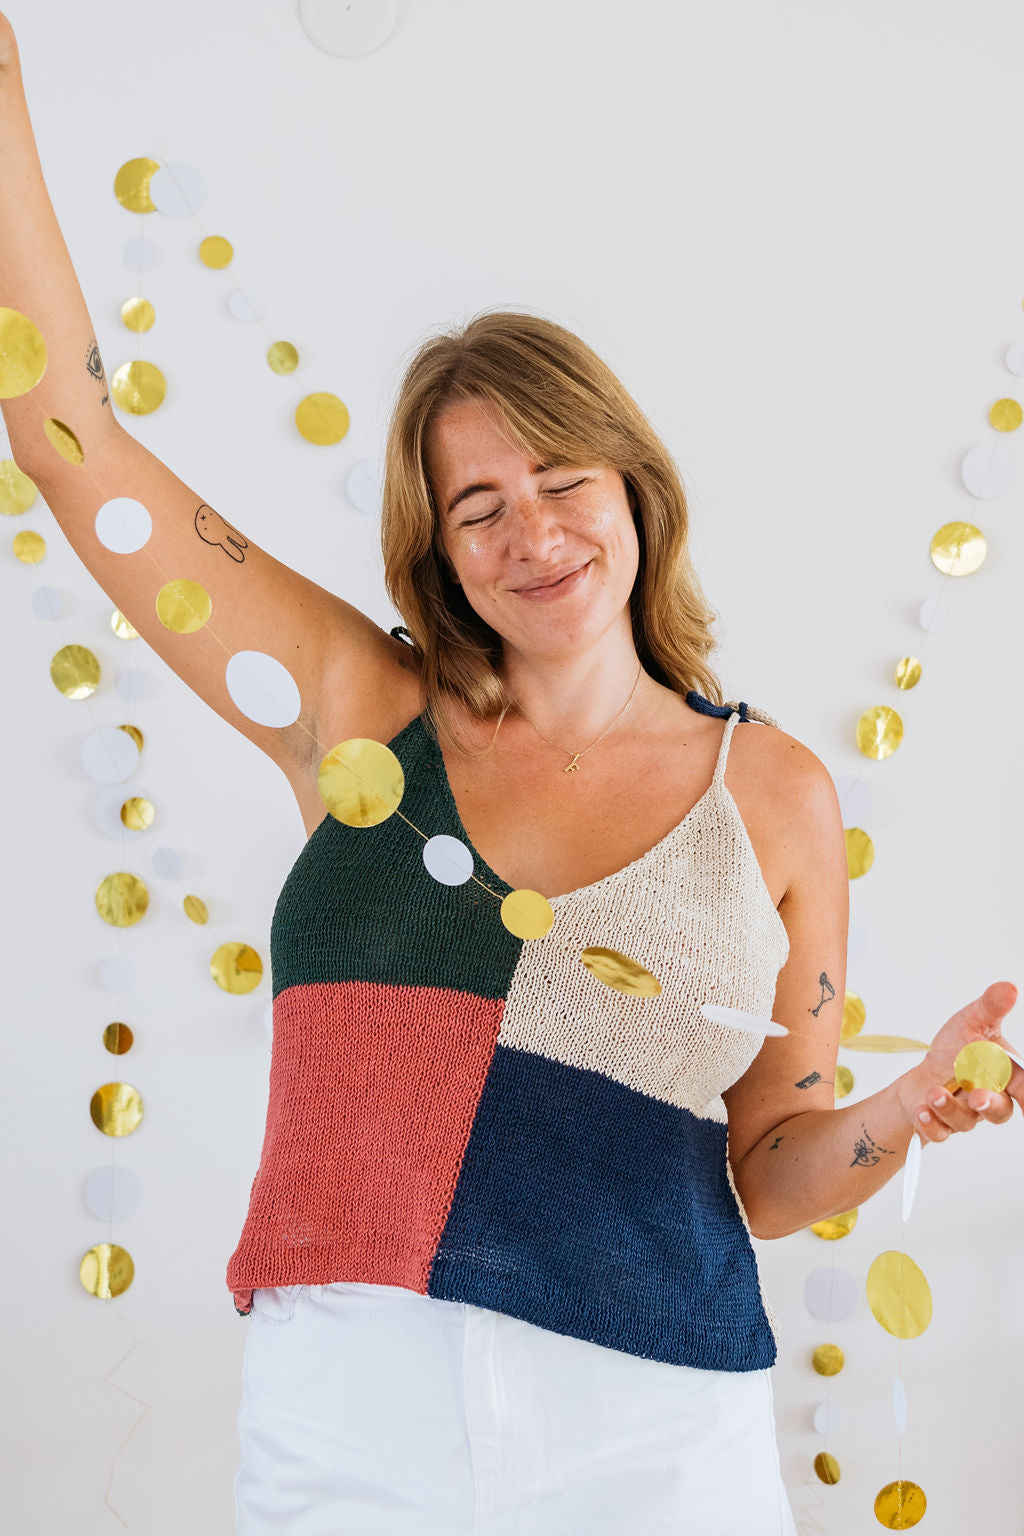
460, 479, 586, 528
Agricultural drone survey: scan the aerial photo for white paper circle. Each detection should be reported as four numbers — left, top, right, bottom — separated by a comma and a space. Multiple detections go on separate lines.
264, 1002, 275, 1043
123, 236, 162, 272
960, 440, 1013, 499
298, 0, 398, 57
346, 458, 383, 515
225, 650, 302, 728
95, 497, 153, 554
31, 586, 69, 621
700, 1003, 788, 1037
847, 907, 868, 968
918, 589, 952, 633
901, 1131, 922, 1223
85, 1165, 141, 1222
227, 288, 267, 324
82, 726, 139, 785
1005, 342, 1024, 377
116, 667, 151, 703
99, 955, 136, 992
152, 847, 182, 880
893, 1377, 908, 1435
94, 782, 151, 840
832, 772, 871, 826
813, 1399, 841, 1437
149, 161, 208, 219
805, 1267, 858, 1322
422, 834, 474, 886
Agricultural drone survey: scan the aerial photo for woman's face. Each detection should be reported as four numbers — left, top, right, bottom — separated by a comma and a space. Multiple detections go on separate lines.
427, 397, 640, 661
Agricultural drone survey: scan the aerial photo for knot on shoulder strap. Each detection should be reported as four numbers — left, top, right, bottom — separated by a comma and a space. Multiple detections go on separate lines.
686, 690, 782, 728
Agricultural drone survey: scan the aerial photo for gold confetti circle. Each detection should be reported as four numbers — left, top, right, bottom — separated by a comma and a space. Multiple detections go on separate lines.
268, 341, 299, 375
112, 608, 139, 639
295, 391, 350, 445
12, 528, 45, 563
856, 706, 903, 760
0, 458, 38, 514
50, 643, 100, 698
894, 656, 921, 690
103, 1022, 134, 1054
835, 1065, 854, 1098
119, 723, 144, 752
842, 1035, 929, 1053
199, 235, 234, 268
89, 1081, 144, 1136
80, 1241, 135, 1299
121, 297, 156, 333
184, 894, 208, 925
44, 416, 84, 464
841, 991, 865, 1042
814, 1452, 841, 1485
812, 1343, 845, 1376
156, 577, 212, 633
953, 1040, 1011, 1093
500, 889, 554, 940
111, 360, 167, 415
810, 1209, 858, 1241
845, 828, 874, 879
0, 307, 47, 398
318, 739, 405, 826
929, 521, 986, 577
96, 871, 150, 927
211, 941, 263, 994
873, 1479, 927, 1529
579, 946, 662, 997
866, 1251, 932, 1339
114, 157, 160, 213
120, 796, 154, 830
989, 397, 1022, 432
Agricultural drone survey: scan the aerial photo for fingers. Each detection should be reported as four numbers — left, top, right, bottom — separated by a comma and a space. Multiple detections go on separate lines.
914, 1086, 1014, 1143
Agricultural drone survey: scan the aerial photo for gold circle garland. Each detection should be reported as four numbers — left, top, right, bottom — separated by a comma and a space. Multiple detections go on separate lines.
211, 941, 263, 994
952, 1040, 1011, 1093
873, 1479, 927, 1529
80, 1241, 135, 1299
866, 1251, 933, 1339
814, 1452, 841, 1485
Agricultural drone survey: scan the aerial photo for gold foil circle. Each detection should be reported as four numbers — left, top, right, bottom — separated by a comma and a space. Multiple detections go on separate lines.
0, 306, 47, 398
873, 1479, 927, 1529
894, 656, 922, 689
199, 235, 234, 268
184, 894, 208, 924
103, 1022, 134, 1054
44, 416, 84, 464
295, 391, 350, 445
50, 643, 100, 698
268, 341, 299, 375
866, 1251, 932, 1339
580, 946, 662, 996
835, 1065, 854, 1098
119, 723, 144, 752
929, 521, 986, 577
114, 157, 160, 213
89, 1081, 144, 1136
112, 608, 139, 639
953, 1040, 1011, 1093
845, 828, 874, 878
814, 1452, 841, 1485
96, 871, 150, 927
156, 577, 212, 633
841, 992, 865, 1041
80, 1241, 135, 1298
989, 397, 1022, 432
812, 1343, 845, 1376
0, 458, 38, 514
500, 889, 555, 940
211, 941, 263, 994
810, 1209, 858, 1241
12, 529, 45, 563
842, 1035, 929, 1053
111, 360, 167, 415
121, 297, 156, 333
856, 706, 903, 760
317, 739, 405, 826
120, 796, 154, 830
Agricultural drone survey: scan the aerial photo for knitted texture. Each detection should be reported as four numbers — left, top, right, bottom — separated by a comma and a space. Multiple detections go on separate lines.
225, 693, 790, 1371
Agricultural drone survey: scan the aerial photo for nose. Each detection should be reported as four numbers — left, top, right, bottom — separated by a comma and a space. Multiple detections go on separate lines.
505, 497, 565, 563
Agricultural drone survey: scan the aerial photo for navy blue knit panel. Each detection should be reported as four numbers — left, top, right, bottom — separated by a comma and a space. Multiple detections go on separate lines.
686, 690, 750, 722
427, 1043, 777, 1372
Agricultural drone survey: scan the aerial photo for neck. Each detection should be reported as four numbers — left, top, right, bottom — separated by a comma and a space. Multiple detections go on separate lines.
498, 621, 649, 746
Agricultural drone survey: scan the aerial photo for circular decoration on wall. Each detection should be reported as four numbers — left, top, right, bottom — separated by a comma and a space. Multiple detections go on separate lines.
51, 644, 100, 698
112, 608, 139, 639
346, 458, 383, 515
422, 833, 474, 885
960, 440, 1012, 499
152, 847, 182, 879
813, 1399, 840, 1436
988, 397, 1022, 431
103, 1022, 134, 1054
812, 1343, 845, 1376
500, 889, 555, 941
901, 1133, 922, 1222
700, 1004, 788, 1037
298, 0, 398, 57
89, 1081, 144, 1136
814, 1453, 841, 1485
0, 457, 38, 514
580, 947, 662, 997
0, 306, 47, 398
873, 1479, 927, 1529
227, 288, 266, 323
842, 1035, 929, 1053
810, 1208, 858, 1241
156, 577, 212, 633
44, 417, 84, 463
82, 725, 140, 783
1005, 341, 1024, 376
295, 391, 350, 445
211, 941, 263, 994
121, 297, 156, 333
866, 1251, 933, 1339
94, 782, 149, 839
318, 738, 404, 825
894, 656, 921, 689
12, 529, 45, 563
929, 521, 985, 577
834, 1065, 854, 1098
149, 161, 207, 218
96, 871, 150, 927
123, 236, 162, 272
200, 235, 234, 268
119, 724, 144, 751
841, 991, 865, 1041
111, 360, 167, 415
116, 667, 151, 703
121, 796, 155, 830
805, 1267, 858, 1322
267, 341, 299, 375
85, 1165, 141, 1221
32, 587, 69, 621
79, 1241, 135, 1298
95, 496, 153, 554
952, 1040, 1011, 1092
99, 955, 135, 992
918, 590, 951, 633
856, 706, 903, 760
844, 828, 874, 878
831, 773, 871, 825
114, 157, 160, 213
225, 649, 302, 728
183, 894, 208, 924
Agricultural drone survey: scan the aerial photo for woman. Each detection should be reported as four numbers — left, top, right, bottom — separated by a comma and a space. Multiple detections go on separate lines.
0, 14, 1018, 1534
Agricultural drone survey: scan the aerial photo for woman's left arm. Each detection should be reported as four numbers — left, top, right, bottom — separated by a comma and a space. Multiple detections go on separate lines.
722, 736, 1020, 1241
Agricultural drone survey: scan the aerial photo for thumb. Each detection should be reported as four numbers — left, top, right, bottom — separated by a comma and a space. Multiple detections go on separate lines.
961, 980, 1018, 1039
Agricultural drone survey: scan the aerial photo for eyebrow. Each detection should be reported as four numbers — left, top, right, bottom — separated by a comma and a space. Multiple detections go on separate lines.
446, 463, 552, 516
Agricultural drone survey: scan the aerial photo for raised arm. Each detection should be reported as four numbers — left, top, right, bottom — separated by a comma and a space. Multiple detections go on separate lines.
0, 14, 412, 788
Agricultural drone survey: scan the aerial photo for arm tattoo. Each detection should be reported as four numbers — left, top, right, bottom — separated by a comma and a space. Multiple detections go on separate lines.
768, 1134, 784, 1151
85, 338, 109, 408
195, 504, 248, 563
812, 971, 836, 1017
795, 1071, 823, 1089
850, 1123, 895, 1168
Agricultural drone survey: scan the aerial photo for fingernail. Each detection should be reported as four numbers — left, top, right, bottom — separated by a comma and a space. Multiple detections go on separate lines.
976, 1095, 990, 1111
918, 1110, 932, 1123
930, 1093, 946, 1107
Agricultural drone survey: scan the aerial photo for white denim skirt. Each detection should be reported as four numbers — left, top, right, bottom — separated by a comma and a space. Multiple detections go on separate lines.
234, 1280, 797, 1536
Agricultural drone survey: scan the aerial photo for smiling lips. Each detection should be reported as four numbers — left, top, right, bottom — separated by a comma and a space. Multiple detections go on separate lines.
513, 561, 590, 596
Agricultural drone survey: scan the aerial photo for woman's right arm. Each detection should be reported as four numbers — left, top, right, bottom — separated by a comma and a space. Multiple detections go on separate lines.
0, 15, 409, 782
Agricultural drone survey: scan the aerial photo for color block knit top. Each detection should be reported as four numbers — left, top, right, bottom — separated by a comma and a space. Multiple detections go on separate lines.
225, 691, 791, 1372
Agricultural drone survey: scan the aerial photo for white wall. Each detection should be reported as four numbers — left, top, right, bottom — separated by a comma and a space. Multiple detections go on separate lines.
2, 1, 1022, 1531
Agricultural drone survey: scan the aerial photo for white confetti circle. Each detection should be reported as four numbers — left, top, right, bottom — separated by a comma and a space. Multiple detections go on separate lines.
804, 1267, 858, 1322
85, 1165, 141, 1222
298, 0, 398, 57
99, 955, 136, 992
264, 1002, 275, 1043
95, 497, 153, 554
152, 847, 183, 880
918, 590, 952, 634
1005, 341, 1024, 377
813, 1399, 841, 1437
225, 650, 302, 728
31, 586, 69, 621
960, 440, 1013, 500
123, 236, 162, 272
901, 1132, 922, 1222
700, 1003, 788, 1037
116, 667, 151, 703
82, 726, 140, 784
831, 773, 871, 826
149, 161, 208, 219
227, 288, 267, 324
346, 458, 383, 515
423, 834, 474, 886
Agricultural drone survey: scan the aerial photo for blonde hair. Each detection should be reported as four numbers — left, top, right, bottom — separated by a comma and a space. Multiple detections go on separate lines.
380, 309, 725, 740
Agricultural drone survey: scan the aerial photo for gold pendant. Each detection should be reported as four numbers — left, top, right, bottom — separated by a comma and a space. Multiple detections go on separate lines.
563, 754, 581, 774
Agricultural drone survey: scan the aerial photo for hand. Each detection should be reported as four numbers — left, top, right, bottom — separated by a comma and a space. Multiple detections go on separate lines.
893, 980, 1020, 1145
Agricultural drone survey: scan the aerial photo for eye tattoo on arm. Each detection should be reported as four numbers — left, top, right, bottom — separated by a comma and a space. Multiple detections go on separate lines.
850, 1123, 895, 1168
812, 971, 836, 1017
85, 338, 109, 408
194, 504, 249, 563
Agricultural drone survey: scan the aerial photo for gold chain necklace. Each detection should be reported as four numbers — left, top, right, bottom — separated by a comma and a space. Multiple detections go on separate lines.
512, 660, 644, 773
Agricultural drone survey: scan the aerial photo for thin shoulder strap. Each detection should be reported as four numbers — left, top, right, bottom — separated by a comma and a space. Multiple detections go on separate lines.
712, 710, 743, 789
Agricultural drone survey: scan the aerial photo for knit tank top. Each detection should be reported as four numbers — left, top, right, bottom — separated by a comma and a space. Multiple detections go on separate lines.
225, 691, 790, 1372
